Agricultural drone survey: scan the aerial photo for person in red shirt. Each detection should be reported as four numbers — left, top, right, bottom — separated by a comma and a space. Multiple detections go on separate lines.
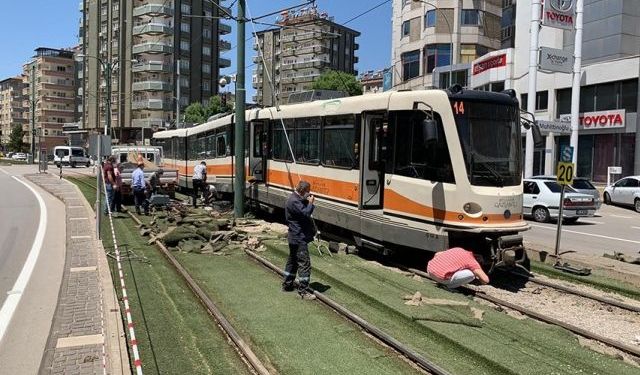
427, 247, 490, 288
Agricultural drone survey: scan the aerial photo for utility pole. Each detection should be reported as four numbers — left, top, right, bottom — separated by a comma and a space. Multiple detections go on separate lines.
105, 62, 111, 136
525, 0, 542, 178
176, 58, 181, 129
234, 0, 246, 218
569, 0, 584, 173
30, 64, 36, 163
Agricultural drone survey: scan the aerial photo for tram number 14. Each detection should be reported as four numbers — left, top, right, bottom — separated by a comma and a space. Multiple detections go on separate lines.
556, 162, 575, 186
453, 101, 465, 115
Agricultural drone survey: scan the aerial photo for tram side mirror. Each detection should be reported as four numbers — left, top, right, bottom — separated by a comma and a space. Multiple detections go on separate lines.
531, 122, 544, 148
422, 119, 438, 146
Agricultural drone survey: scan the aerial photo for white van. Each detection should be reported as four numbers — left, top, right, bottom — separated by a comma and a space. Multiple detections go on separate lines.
53, 146, 91, 168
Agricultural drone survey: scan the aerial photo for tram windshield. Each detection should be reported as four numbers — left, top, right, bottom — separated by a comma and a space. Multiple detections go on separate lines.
452, 100, 522, 187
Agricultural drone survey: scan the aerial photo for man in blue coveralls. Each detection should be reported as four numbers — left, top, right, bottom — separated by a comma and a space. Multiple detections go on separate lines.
282, 181, 317, 300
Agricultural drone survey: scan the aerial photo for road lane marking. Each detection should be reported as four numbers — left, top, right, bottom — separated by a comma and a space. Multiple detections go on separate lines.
610, 214, 633, 219
71, 235, 91, 239
632, 226, 640, 230
70, 217, 88, 221
0, 168, 10, 176
580, 220, 605, 225
530, 223, 640, 245
0, 176, 47, 342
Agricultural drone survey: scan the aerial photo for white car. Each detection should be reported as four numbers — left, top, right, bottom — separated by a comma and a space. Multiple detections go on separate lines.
603, 176, 640, 213
53, 146, 91, 168
523, 179, 596, 223
11, 152, 27, 161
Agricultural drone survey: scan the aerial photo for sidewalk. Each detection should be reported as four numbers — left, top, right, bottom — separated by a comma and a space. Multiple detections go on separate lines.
25, 173, 130, 375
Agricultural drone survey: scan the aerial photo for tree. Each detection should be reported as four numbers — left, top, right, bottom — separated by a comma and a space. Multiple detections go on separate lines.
183, 102, 207, 124
312, 70, 363, 96
205, 95, 232, 118
7, 124, 24, 152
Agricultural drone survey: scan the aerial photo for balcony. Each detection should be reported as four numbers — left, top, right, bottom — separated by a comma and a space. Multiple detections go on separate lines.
280, 73, 321, 84
219, 57, 231, 68
132, 118, 166, 129
133, 4, 173, 18
282, 60, 329, 70
281, 45, 330, 57
132, 99, 171, 110
132, 61, 172, 73
219, 6, 232, 16
219, 22, 231, 34
354, 43, 359, 50
281, 31, 323, 43
132, 42, 173, 55
133, 23, 173, 36
219, 39, 231, 51
132, 81, 172, 92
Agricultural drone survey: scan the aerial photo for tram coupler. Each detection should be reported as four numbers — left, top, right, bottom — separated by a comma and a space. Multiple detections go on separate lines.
487, 234, 528, 274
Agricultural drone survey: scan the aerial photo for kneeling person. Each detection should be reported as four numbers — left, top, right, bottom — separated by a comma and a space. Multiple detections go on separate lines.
427, 247, 490, 289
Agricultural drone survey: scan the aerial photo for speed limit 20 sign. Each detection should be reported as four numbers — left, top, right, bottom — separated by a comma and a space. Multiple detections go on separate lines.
557, 162, 575, 185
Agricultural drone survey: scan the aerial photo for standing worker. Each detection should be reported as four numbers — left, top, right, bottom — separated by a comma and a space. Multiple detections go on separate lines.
149, 168, 164, 195
282, 181, 317, 300
103, 156, 116, 215
132, 162, 149, 215
192, 161, 207, 207
112, 162, 123, 214
427, 247, 490, 289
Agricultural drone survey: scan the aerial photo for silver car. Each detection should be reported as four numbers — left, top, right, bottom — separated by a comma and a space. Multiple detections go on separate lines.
603, 176, 640, 213
523, 179, 596, 223
532, 175, 601, 209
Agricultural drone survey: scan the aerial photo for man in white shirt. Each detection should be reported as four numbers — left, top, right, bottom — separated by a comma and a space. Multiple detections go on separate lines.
192, 161, 207, 207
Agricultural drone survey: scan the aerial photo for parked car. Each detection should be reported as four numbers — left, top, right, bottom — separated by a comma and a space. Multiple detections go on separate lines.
53, 146, 91, 168
603, 176, 640, 213
6, 152, 15, 159
12, 152, 27, 161
532, 175, 601, 209
523, 179, 597, 223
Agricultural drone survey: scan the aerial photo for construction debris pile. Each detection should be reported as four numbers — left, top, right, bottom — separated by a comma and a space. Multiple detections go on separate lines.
137, 203, 290, 255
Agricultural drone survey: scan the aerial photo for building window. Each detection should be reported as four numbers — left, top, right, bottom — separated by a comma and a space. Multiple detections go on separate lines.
203, 81, 210, 91
180, 76, 189, 87
203, 28, 211, 39
181, 3, 191, 14
179, 59, 190, 71
401, 50, 420, 81
424, 44, 451, 74
556, 79, 638, 116
202, 63, 211, 74
521, 91, 548, 111
180, 40, 190, 51
203, 46, 211, 56
424, 10, 436, 28
181, 22, 190, 33
402, 20, 411, 37
461, 9, 480, 26
57, 66, 66, 72
460, 44, 477, 64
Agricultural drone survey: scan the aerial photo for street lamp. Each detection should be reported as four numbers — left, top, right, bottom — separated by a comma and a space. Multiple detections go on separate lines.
412, 0, 454, 87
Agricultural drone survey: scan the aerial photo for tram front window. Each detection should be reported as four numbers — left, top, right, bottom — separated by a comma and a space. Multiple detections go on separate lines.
453, 100, 522, 187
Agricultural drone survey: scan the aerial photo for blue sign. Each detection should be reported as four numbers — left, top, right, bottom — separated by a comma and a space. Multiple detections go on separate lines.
561, 145, 574, 162
382, 68, 392, 92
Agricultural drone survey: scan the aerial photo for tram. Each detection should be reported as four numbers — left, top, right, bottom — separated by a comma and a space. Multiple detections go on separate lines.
153, 87, 537, 270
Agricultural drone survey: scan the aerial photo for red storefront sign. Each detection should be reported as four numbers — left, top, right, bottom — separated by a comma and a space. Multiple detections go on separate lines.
472, 54, 507, 76
559, 109, 626, 130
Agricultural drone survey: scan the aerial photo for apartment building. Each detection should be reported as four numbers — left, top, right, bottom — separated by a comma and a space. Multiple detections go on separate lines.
0, 78, 26, 148
22, 47, 77, 152
390, 0, 503, 90
79, 0, 232, 143
359, 70, 384, 95
252, 6, 360, 106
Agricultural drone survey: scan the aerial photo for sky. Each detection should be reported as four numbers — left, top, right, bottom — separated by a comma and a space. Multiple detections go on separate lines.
0, 0, 392, 98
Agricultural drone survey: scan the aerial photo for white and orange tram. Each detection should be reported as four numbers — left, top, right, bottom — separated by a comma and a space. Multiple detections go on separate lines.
153, 88, 531, 270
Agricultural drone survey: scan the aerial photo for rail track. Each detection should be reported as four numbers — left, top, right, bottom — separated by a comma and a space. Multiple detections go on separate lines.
398, 265, 640, 358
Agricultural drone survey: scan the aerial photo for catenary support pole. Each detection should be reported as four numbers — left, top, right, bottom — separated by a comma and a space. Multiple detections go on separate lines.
105, 62, 111, 136
30, 64, 36, 163
176, 58, 181, 129
569, 0, 583, 174
525, 0, 541, 178
96, 137, 101, 240
234, 0, 246, 218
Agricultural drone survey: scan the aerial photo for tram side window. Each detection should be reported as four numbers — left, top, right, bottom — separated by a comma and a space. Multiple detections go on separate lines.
216, 131, 228, 157
271, 119, 294, 161
187, 134, 198, 160
205, 132, 216, 158
391, 110, 454, 183
295, 117, 320, 164
323, 115, 357, 168
176, 136, 186, 161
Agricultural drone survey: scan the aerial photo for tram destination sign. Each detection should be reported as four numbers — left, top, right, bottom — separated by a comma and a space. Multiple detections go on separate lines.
542, 0, 576, 30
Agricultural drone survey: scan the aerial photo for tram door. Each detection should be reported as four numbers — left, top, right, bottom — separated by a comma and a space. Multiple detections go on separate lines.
359, 114, 385, 209
249, 121, 267, 182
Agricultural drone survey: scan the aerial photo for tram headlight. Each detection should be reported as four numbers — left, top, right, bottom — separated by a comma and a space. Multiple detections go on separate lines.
462, 202, 482, 218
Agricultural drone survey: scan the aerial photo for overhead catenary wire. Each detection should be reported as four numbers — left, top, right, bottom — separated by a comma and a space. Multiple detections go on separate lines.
343, 0, 391, 25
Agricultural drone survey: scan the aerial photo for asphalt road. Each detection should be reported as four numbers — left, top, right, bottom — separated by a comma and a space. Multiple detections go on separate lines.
524, 203, 640, 258
0, 166, 65, 373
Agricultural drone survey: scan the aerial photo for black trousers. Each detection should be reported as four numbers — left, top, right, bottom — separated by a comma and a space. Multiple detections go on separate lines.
283, 242, 311, 292
133, 187, 149, 214
192, 179, 206, 207
111, 189, 122, 213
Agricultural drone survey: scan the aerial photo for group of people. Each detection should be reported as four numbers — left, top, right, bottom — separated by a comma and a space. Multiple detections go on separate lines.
281, 180, 490, 301
101, 157, 164, 216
